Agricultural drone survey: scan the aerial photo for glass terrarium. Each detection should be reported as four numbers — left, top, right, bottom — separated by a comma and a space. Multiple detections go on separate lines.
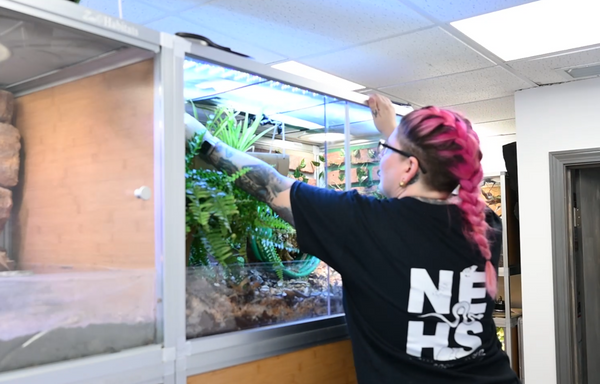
0, 3, 162, 374
182, 54, 395, 339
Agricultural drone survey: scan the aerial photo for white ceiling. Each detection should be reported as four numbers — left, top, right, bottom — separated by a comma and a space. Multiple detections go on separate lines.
80, 0, 600, 138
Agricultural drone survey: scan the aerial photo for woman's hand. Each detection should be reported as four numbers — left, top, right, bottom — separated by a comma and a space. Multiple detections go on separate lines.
367, 94, 397, 139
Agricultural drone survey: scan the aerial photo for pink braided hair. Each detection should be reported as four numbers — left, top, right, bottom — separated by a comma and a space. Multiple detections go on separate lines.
398, 106, 497, 297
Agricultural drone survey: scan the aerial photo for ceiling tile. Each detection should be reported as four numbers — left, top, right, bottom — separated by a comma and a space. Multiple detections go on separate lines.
79, 0, 167, 24
508, 47, 600, 85
380, 66, 532, 106
299, 27, 494, 89
145, 17, 285, 63
444, 96, 515, 124
138, 0, 208, 12
179, 0, 432, 58
473, 119, 516, 138
404, 0, 536, 22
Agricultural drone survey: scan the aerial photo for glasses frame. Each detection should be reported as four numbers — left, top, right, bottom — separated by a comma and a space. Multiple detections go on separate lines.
378, 139, 428, 174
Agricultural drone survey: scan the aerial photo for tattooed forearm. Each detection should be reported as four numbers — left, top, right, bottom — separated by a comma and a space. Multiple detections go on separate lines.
203, 141, 295, 225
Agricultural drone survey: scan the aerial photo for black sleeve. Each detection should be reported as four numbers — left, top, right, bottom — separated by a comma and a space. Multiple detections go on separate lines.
289, 181, 378, 275
485, 206, 503, 269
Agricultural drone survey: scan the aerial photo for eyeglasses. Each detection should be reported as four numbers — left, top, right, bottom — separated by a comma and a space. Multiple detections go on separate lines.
378, 139, 428, 174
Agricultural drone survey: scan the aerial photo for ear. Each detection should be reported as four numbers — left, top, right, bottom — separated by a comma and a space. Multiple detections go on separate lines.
405, 157, 421, 181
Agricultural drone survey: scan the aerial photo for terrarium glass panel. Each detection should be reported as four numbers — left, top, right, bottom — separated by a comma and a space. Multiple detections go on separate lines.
0, 58, 158, 372
184, 56, 350, 338
0, 7, 127, 89
325, 102, 389, 197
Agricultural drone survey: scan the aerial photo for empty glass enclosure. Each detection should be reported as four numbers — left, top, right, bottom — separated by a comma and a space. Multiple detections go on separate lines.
183, 55, 390, 338
0, 4, 161, 373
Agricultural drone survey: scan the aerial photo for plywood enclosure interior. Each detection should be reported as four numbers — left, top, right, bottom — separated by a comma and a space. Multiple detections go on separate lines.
188, 340, 357, 384
12, 59, 155, 270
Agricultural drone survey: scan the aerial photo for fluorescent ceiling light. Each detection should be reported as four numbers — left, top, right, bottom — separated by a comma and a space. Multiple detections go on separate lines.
272, 61, 365, 91
268, 114, 323, 130
0, 44, 10, 63
451, 0, 600, 61
301, 133, 346, 143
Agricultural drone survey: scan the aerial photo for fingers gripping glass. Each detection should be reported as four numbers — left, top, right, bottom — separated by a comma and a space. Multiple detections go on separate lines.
378, 139, 428, 174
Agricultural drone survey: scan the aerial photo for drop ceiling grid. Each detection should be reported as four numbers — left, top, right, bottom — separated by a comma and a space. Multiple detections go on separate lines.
380, 66, 532, 107
176, 0, 434, 58
79, 0, 168, 24
400, 0, 537, 23
444, 96, 515, 124
507, 46, 600, 85
296, 26, 496, 89
472, 119, 516, 138
76, 0, 600, 132
144, 16, 286, 63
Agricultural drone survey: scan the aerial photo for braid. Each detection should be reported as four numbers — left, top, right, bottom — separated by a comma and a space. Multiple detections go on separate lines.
453, 119, 497, 298
399, 107, 497, 297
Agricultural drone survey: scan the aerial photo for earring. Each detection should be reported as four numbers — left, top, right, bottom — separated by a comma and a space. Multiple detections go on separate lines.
399, 181, 406, 188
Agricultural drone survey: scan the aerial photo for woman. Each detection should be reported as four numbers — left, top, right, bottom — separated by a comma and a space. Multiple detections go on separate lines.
194, 94, 520, 383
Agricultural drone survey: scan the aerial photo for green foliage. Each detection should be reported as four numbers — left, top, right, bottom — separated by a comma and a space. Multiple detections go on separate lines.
186, 168, 247, 265
291, 156, 326, 184
256, 240, 284, 280
206, 106, 275, 152
185, 121, 292, 270
356, 166, 369, 183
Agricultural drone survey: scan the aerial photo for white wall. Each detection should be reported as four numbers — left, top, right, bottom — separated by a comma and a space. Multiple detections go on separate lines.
515, 76, 600, 384
480, 134, 516, 176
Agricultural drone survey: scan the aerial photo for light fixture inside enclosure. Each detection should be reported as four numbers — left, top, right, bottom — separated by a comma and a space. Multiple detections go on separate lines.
301, 132, 347, 143
268, 114, 323, 130
272, 61, 365, 91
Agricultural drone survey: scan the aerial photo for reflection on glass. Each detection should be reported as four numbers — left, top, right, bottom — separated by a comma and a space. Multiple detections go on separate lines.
325, 102, 386, 197
185, 55, 343, 340
184, 57, 393, 340
0, 58, 157, 372
0, 8, 126, 87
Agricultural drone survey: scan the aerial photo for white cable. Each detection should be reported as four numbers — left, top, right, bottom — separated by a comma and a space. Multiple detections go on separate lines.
118, 0, 123, 19
281, 123, 286, 155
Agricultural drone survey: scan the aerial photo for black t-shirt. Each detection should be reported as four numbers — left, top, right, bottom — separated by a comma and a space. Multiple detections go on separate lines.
289, 182, 520, 384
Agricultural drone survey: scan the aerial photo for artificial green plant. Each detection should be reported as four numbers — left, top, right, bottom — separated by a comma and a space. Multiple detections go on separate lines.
188, 102, 275, 152
185, 129, 295, 276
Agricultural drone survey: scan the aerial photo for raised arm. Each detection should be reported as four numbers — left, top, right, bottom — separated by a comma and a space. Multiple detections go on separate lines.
367, 94, 398, 140
198, 130, 295, 226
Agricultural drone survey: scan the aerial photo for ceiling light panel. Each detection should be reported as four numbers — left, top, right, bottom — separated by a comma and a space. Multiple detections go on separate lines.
451, 0, 600, 61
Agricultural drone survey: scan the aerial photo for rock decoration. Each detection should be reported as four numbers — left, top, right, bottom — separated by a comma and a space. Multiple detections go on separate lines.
0, 90, 20, 271
0, 90, 14, 124
0, 187, 12, 234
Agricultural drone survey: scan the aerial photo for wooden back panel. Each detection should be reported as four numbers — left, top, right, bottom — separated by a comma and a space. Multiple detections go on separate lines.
13, 60, 155, 270
188, 340, 357, 384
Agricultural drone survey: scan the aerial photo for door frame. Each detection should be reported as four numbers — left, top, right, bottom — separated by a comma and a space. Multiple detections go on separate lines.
549, 148, 600, 384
